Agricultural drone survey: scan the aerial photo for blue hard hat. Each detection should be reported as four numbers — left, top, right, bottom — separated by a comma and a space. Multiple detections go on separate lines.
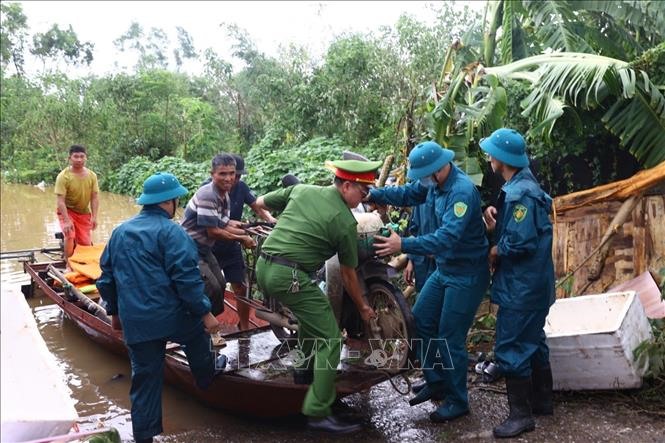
480, 128, 528, 168
136, 172, 188, 205
407, 141, 455, 180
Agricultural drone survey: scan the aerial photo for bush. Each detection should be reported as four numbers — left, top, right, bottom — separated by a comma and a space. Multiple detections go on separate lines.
244, 134, 390, 196
244, 136, 350, 196
107, 156, 208, 204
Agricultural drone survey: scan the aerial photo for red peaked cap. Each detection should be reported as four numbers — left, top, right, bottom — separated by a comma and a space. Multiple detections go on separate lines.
326, 160, 383, 185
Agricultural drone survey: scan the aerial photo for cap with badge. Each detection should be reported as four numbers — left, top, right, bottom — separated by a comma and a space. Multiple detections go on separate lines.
325, 159, 382, 184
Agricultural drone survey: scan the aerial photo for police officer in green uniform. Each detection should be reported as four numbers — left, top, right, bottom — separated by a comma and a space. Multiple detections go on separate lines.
481, 128, 555, 438
253, 160, 381, 434
368, 141, 490, 423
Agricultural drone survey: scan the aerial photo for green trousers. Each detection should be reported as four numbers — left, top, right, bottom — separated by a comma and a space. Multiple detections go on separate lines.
256, 256, 342, 418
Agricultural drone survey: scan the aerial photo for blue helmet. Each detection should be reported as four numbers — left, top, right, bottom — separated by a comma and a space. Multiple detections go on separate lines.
480, 128, 528, 168
407, 141, 455, 180
136, 172, 188, 205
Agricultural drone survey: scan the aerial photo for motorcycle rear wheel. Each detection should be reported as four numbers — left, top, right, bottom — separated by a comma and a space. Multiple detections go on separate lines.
364, 278, 416, 373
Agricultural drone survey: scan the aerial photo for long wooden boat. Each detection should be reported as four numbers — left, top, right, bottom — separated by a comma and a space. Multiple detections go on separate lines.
23, 259, 403, 418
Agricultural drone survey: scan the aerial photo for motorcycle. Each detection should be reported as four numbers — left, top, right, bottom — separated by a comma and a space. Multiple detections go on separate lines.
243, 211, 416, 372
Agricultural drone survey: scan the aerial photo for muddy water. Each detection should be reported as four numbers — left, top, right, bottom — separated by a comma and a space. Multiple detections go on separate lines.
1, 183, 427, 443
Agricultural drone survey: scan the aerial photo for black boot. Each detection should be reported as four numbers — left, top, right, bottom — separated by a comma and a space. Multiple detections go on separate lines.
408, 382, 444, 406
306, 415, 362, 434
531, 365, 554, 415
411, 379, 426, 394
493, 377, 535, 438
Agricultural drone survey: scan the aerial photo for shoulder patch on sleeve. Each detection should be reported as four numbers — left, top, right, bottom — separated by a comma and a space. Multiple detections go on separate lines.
453, 201, 468, 218
513, 204, 528, 223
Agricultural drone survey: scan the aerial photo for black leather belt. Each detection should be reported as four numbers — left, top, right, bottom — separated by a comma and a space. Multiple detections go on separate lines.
260, 252, 317, 279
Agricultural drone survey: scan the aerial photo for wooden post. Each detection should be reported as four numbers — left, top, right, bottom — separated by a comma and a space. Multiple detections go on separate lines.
587, 194, 642, 281
377, 155, 395, 188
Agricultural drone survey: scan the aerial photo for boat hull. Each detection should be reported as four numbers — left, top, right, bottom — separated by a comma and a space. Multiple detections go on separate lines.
24, 261, 397, 417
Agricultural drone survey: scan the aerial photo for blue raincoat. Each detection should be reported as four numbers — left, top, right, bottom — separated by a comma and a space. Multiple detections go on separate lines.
97, 205, 216, 440
406, 197, 437, 292
491, 167, 555, 377
369, 164, 489, 415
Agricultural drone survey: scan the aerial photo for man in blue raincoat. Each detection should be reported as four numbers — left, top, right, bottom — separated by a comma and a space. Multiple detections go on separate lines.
97, 173, 226, 443
405, 199, 437, 293
402, 193, 438, 397
481, 128, 555, 438
367, 141, 489, 423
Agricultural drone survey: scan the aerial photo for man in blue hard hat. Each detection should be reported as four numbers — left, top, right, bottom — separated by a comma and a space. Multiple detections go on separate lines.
98, 172, 227, 443
367, 141, 490, 423
480, 128, 555, 438
401, 189, 438, 397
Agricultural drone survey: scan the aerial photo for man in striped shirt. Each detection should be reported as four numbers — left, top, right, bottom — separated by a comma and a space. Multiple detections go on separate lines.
181, 153, 256, 315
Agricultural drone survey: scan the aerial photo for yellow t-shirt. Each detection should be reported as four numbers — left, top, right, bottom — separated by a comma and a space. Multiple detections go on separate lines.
54, 167, 99, 214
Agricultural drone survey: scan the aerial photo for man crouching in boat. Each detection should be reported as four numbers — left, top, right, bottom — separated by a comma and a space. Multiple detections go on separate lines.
97, 172, 227, 443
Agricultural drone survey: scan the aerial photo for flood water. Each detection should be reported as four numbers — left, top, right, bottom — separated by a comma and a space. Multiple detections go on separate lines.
0, 183, 432, 443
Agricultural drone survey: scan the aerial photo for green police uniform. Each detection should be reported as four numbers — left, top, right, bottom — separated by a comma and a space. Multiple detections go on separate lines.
256, 184, 358, 418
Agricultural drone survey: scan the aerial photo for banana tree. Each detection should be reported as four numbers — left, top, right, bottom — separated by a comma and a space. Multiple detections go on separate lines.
484, 46, 665, 167
428, 32, 507, 185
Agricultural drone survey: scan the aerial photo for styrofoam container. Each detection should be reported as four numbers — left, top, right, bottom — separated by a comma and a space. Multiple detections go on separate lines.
544, 291, 653, 391
1, 287, 78, 442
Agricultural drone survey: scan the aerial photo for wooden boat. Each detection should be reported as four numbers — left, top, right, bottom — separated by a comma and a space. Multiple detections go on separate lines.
23, 259, 405, 418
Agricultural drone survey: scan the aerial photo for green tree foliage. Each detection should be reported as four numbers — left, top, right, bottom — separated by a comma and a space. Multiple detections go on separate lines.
1, 1, 663, 200
436, 0, 665, 187
31, 24, 94, 69
0, 2, 28, 76
114, 22, 171, 71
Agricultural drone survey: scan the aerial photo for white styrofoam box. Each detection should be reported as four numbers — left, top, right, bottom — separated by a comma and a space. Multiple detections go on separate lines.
544, 291, 653, 391
1, 287, 78, 442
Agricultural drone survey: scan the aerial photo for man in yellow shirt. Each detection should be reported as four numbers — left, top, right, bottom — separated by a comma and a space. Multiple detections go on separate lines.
54, 145, 99, 258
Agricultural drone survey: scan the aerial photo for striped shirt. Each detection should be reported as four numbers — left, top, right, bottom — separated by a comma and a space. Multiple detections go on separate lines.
181, 182, 231, 251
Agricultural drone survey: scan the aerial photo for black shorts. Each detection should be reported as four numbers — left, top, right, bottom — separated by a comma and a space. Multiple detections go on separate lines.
213, 245, 246, 284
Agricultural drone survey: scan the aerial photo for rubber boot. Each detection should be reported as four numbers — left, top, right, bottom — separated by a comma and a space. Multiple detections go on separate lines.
493, 377, 535, 438
429, 401, 469, 423
408, 381, 444, 406
531, 365, 554, 415
411, 379, 426, 395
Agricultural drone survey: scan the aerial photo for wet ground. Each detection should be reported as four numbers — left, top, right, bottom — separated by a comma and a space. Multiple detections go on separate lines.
23, 289, 663, 443
28, 298, 665, 443
152, 374, 665, 443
